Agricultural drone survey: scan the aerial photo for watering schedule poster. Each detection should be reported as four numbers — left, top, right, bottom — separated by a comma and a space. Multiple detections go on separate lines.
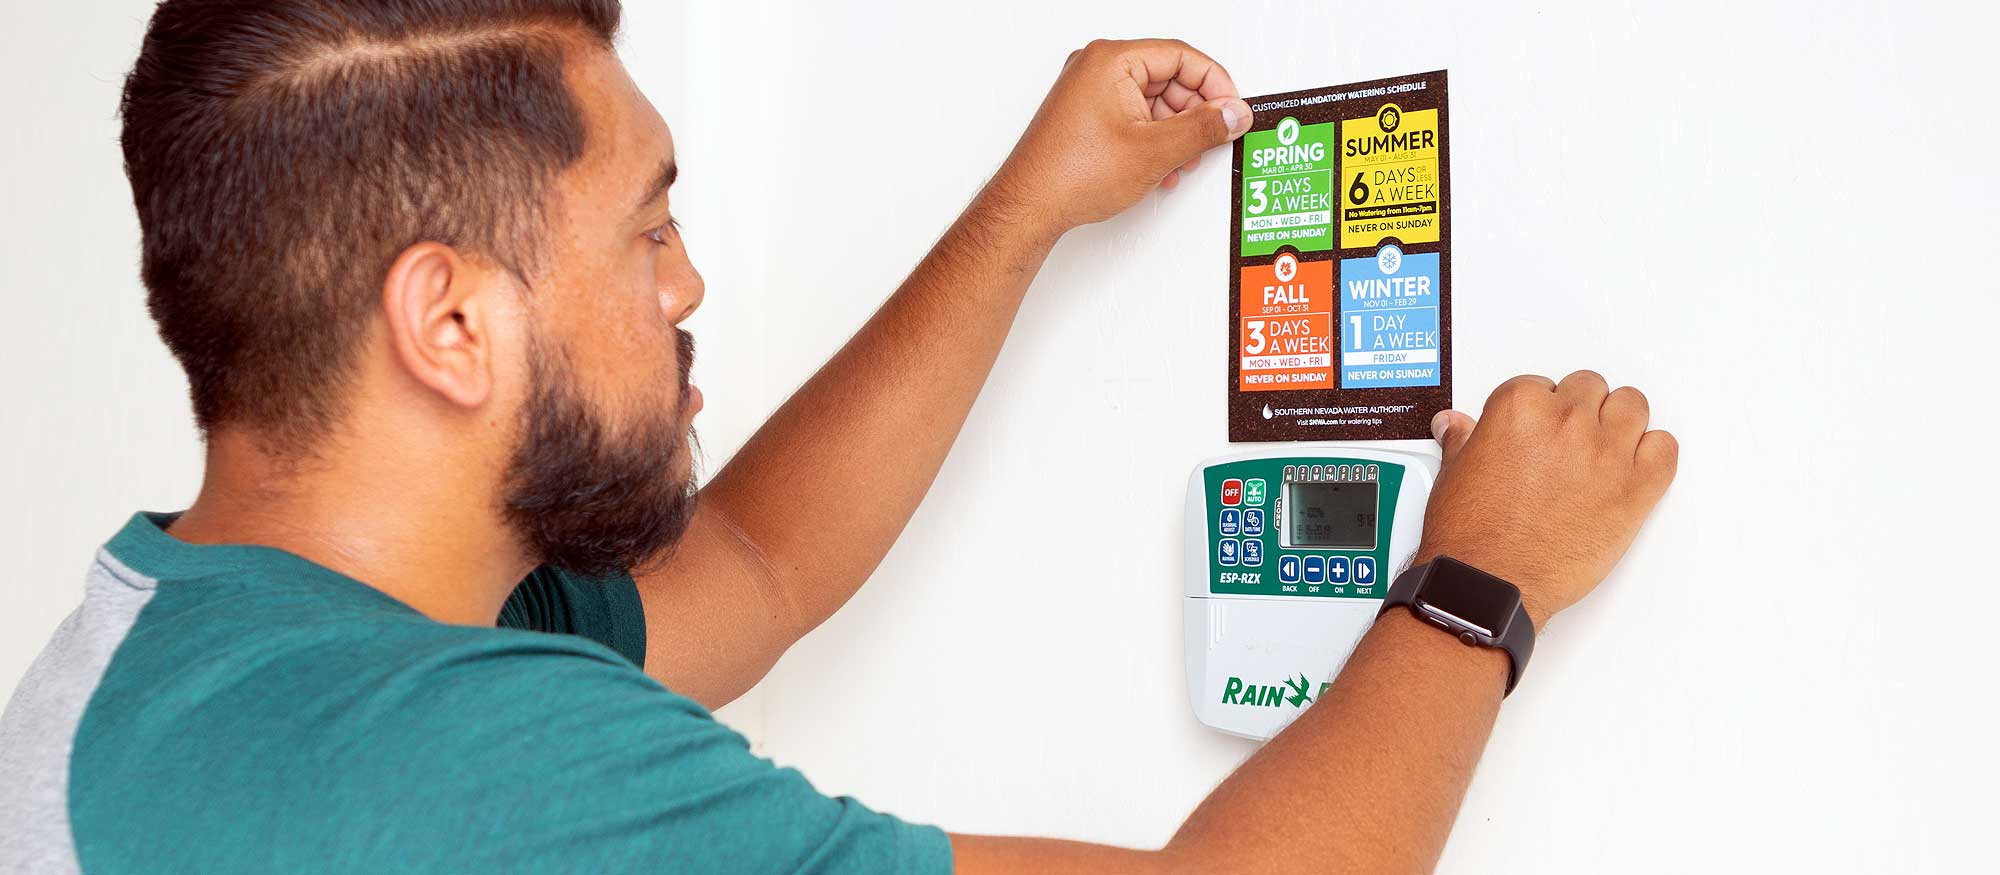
1226, 71, 1452, 443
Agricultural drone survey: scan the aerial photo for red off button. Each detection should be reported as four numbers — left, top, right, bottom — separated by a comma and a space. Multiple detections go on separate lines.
1220, 479, 1243, 506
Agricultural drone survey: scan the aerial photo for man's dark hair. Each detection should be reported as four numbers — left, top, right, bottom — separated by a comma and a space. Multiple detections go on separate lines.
121, 0, 623, 445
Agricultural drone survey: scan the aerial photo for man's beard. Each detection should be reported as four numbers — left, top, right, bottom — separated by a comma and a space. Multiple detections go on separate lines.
501, 329, 698, 578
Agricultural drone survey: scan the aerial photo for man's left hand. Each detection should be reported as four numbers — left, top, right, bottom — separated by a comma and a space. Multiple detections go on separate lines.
988, 38, 1251, 240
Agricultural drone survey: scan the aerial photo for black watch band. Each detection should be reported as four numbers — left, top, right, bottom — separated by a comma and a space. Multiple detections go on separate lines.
1378, 557, 1537, 696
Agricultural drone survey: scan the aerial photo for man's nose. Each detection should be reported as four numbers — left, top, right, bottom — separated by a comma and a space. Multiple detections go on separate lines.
664, 267, 705, 325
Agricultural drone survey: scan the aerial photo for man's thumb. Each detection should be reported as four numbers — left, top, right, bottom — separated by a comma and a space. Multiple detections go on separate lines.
1150, 97, 1252, 168
1432, 409, 1477, 464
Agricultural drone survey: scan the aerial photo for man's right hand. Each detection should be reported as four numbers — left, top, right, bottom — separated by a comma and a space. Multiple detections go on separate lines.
1417, 371, 1679, 628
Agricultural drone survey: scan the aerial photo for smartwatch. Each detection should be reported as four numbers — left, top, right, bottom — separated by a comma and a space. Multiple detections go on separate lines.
1378, 556, 1537, 696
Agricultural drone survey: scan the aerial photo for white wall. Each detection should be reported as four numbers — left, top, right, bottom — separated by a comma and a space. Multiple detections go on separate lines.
1, 2, 205, 680
5, 1, 1994, 872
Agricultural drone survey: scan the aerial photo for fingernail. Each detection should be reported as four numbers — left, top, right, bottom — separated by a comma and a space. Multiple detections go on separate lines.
1431, 410, 1452, 441
1221, 99, 1251, 136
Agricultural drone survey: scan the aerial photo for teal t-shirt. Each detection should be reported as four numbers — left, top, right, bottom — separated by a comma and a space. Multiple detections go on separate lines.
0, 513, 951, 873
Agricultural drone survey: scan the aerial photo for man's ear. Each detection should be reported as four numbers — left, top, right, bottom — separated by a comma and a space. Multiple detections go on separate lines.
381, 242, 504, 411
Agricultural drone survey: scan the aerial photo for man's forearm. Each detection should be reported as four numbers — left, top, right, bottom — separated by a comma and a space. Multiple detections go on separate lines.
1163, 608, 1511, 874
697, 181, 1060, 637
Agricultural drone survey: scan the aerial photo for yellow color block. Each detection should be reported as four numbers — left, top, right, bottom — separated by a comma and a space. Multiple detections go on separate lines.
1340, 105, 1441, 248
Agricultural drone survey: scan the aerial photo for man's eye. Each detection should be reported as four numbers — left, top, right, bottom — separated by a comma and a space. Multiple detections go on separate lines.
645, 218, 682, 246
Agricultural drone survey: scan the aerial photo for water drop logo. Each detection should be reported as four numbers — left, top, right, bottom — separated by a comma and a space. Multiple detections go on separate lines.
1261, 404, 1273, 420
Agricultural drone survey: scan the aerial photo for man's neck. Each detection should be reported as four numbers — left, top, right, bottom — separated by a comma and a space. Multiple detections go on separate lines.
167, 427, 531, 626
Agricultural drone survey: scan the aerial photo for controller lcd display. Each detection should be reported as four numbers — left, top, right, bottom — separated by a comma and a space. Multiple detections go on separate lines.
1285, 481, 1378, 549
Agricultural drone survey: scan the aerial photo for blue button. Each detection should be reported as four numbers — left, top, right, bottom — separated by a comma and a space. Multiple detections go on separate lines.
1302, 555, 1325, 584
1218, 508, 1240, 536
1278, 555, 1301, 584
1354, 556, 1377, 585
1242, 539, 1263, 566
1218, 538, 1239, 566
1242, 508, 1264, 537
1327, 556, 1351, 583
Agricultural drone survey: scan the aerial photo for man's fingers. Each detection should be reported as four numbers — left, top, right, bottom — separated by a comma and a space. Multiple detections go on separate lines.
1600, 385, 1651, 437
1635, 429, 1681, 491
1431, 409, 1478, 465
1159, 79, 1201, 112
1556, 369, 1610, 408
1112, 38, 1247, 168
1145, 96, 1252, 169
1022, 38, 1245, 227
1111, 38, 1240, 103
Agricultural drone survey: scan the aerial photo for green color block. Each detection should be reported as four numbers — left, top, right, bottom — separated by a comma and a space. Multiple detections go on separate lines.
1240, 118, 1337, 256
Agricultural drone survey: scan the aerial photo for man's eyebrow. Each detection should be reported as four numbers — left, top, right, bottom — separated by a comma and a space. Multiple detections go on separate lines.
632, 160, 677, 217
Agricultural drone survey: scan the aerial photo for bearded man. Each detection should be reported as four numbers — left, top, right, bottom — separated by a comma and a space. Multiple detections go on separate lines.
0, 2, 1677, 872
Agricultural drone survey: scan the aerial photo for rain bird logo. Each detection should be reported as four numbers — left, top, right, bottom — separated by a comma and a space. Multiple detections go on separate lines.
1220, 674, 1320, 708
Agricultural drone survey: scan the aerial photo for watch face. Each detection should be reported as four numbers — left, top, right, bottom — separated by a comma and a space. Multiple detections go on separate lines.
1416, 557, 1521, 637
